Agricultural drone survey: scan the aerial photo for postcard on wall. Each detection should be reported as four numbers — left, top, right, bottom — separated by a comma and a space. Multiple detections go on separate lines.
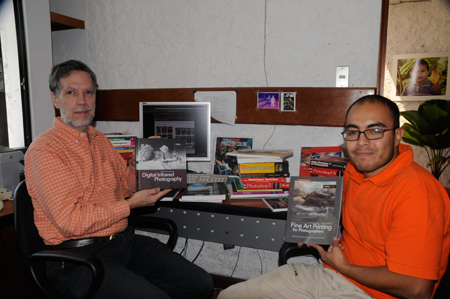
393, 52, 449, 101
257, 92, 280, 109
213, 137, 253, 175
284, 176, 343, 245
280, 92, 296, 112
135, 138, 187, 190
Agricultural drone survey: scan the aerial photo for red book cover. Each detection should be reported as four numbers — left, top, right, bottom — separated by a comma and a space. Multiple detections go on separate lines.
311, 167, 345, 177
243, 181, 290, 190
299, 146, 343, 176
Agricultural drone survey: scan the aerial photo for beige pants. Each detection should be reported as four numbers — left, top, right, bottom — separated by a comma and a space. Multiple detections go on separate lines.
218, 263, 373, 299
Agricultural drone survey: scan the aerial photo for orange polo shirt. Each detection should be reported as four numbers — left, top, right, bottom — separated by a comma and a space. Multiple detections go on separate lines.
25, 117, 135, 245
326, 144, 450, 299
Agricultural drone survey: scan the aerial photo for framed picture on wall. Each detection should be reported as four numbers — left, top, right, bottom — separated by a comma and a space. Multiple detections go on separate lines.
257, 92, 280, 109
281, 92, 296, 112
393, 52, 449, 101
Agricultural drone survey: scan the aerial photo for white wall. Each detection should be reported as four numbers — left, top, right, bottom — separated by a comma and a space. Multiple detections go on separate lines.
88, 0, 382, 178
49, 0, 88, 65
22, 0, 54, 140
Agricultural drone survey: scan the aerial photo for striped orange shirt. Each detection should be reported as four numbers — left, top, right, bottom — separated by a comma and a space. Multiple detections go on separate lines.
25, 117, 135, 245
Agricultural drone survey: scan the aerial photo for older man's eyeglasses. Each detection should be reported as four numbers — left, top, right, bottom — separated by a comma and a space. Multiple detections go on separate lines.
341, 128, 397, 141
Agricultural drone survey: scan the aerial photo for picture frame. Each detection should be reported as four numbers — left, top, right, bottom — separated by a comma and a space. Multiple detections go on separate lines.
280, 92, 296, 112
257, 92, 280, 109
393, 52, 449, 102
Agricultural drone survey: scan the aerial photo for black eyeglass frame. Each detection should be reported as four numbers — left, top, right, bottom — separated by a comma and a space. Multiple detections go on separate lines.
341, 128, 398, 141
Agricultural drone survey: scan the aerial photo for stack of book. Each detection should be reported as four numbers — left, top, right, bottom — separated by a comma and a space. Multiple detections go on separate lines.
225, 149, 293, 199
106, 133, 137, 165
299, 146, 348, 177
310, 155, 349, 177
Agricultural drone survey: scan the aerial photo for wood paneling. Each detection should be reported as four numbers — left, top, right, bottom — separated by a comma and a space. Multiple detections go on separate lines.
95, 87, 376, 127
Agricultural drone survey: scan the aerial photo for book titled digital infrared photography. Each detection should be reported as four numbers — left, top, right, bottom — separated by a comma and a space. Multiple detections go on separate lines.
135, 138, 187, 190
284, 176, 343, 245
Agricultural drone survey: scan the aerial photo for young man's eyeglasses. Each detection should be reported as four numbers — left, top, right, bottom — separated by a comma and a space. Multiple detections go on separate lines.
341, 128, 397, 141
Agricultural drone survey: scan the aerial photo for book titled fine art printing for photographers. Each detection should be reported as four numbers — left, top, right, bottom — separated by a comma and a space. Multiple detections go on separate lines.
284, 176, 343, 245
135, 138, 187, 190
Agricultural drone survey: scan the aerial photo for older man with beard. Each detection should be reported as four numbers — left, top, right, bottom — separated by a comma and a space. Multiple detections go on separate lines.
24, 60, 213, 299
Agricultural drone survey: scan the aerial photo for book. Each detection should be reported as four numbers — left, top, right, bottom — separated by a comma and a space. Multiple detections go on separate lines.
299, 146, 343, 177
233, 179, 287, 192
160, 189, 182, 201
226, 149, 293, 163
238, 161, 289, 174
262, 197, 289, 212
106, 133, 137, 164
242, 180, 290, 190
239, 172, 290, 179
284, 176, 343, 245
135, 138, 187, 190
179, 182, 228, 202
240, 176, 289, 183
227, 179, 289, 199
214, 137, 253, 175
310, 156, 349, 170
226, 183, 289, 199
311, 167, 345, 177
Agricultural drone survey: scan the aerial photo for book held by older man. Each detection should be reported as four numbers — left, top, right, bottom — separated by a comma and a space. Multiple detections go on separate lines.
285, 176, 343, 245
135, 138, 187, 190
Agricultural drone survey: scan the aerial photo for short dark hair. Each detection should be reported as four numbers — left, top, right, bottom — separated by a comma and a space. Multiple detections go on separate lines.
411, 59, 430, 71
345, 95, 400, 129
49, 60, 98, 97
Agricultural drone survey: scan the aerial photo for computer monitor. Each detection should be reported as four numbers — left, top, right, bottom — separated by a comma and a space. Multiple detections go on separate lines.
139, 102, 211, 162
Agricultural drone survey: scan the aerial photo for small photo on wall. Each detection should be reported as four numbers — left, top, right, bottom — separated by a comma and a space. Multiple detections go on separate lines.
257, 92, 280, 109
393, 52, 449, 101
281, 92, 296, 112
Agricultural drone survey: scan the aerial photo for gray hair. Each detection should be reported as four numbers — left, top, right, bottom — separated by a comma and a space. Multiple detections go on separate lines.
49, 60, 98, 97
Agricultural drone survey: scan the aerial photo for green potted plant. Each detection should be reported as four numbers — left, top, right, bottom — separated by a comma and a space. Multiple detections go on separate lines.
400, 99, 450, 184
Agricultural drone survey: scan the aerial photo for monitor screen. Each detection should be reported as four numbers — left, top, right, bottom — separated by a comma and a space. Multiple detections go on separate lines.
139, 102, 211, 162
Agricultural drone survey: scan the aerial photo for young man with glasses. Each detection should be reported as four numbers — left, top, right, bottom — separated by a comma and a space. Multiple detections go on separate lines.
219, 95, 450, 299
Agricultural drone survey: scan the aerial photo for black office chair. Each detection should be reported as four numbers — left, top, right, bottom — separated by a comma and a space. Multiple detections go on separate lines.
278, 242, 450, 299
14, 180, 178, 299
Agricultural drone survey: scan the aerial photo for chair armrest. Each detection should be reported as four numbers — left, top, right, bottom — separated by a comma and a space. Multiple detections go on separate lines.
128, 215, 178, 250
278, 242, 328, 266
29, 250, 104, 299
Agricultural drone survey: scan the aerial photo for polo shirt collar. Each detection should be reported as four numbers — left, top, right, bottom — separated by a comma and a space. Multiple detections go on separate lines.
53, 117, 98, 140
346, 144, 414, 186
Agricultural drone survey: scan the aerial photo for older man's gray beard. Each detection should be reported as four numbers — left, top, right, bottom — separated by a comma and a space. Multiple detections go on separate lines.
60, 105, 95, 131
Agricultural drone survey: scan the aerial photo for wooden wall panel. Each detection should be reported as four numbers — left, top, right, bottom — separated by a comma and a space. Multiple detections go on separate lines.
95, 87, 377, 127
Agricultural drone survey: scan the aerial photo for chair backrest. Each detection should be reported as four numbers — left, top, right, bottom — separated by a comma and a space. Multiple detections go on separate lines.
14, 180, 48, 279
434, 250, 450, 298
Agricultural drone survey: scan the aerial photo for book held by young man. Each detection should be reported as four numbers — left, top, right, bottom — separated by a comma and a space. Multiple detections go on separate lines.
135, 138, 187, 190
284, 176, 343, 245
